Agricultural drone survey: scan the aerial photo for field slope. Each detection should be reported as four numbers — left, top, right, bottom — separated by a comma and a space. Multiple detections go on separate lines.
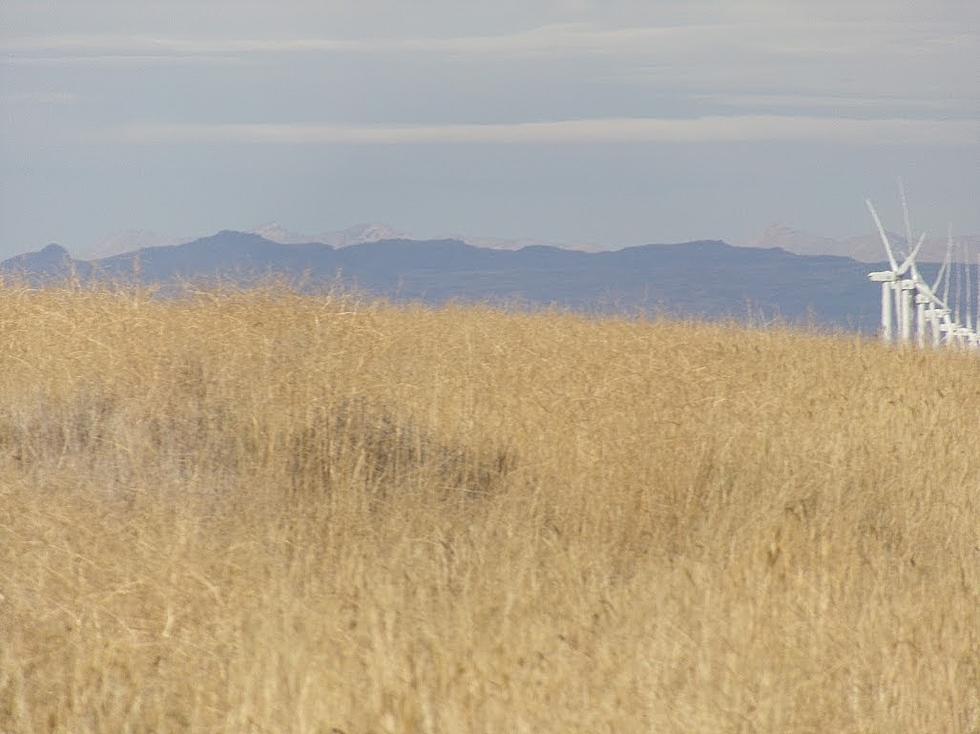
0, 287, 977, 733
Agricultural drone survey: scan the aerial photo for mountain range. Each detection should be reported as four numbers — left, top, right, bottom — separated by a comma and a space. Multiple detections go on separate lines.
2, 230, 940, 334
75, 223, 602, 260
756, 224, 980, 263
74, 221, 980, 264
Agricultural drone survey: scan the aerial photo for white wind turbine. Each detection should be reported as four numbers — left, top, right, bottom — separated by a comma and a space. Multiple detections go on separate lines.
893, 180, 962, 349
975, 252, 980, 348
937, 229, 965, 348
866, 199, 925, 344
905, 236, 953, 349
899, 181, 929, 348
952, 239, 971, 348
923, 234, 955, 348
937, 234, 980, 350
866, 189, 978, 352
965, 243, 974, 333
968, 250, 980, 350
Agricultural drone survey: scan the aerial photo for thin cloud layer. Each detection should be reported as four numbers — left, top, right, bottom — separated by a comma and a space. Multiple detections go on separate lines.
2, 91, 80, 105
3, 20, 973, 59
1, 0, 977, 255
691, 94, 974, 113
4, 20, 975, 111
115, 116, 979, 146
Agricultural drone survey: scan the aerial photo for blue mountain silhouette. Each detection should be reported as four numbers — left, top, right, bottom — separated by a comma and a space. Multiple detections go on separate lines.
3, 231, 927, 332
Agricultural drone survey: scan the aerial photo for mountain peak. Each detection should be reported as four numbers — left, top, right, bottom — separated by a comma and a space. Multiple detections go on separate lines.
248, 222, 411, 246
39, 243, 70, 257
0, 241, 91, 282
209, 230, 271, 243
248, 222, 308, 244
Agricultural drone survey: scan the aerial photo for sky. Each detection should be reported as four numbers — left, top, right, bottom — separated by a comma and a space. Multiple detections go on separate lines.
1, 0, 978, 257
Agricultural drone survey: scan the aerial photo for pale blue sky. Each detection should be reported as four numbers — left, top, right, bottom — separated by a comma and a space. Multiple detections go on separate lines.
1, 0, 977, 256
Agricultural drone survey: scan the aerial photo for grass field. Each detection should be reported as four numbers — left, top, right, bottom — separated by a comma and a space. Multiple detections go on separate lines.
0, 285, 977, 733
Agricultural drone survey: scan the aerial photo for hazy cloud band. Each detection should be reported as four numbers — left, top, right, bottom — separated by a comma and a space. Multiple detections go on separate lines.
113, 116, 979, 146
4, 20, 974, 60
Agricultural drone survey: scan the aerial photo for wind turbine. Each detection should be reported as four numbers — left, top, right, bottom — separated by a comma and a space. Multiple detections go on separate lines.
922, 235, 954, 347
919, 227, 973, 350
899, 180, 928, 347
965, 243, 974, 333
866, 190, 976, 353
976, 252, 980, 348
937, 229, 963, 348
944, 236, 980, 349
970, 251, 980, 350
866, 199, 924, 345
954, 240, 969, 347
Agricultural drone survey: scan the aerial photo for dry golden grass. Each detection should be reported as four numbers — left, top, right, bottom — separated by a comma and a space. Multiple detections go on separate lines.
0, 285, 977, 733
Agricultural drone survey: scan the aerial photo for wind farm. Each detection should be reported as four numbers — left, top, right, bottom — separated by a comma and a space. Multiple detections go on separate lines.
866, 187, 980, 351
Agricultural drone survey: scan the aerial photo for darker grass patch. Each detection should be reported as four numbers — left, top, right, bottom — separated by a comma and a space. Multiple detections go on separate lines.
288, 398, 517, 504
0, 391, 118, 470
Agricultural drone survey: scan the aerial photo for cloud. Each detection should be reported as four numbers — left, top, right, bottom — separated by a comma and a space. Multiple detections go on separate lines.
1, 25, 723, 60
111, 116, 979, 146
5, 21, 974, 108
2, 34, 363, 57
691, 94, 976, 114
5, 17, 977, 147
2, 55, 246, 67
4, 19, 972, 60
2, 91, 81, 104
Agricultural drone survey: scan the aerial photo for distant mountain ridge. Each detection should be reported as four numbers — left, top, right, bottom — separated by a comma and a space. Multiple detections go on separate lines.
756, 223, 980, 263
72, 220, 980, 264
2, 230, 924, 334
2, 243, 92, 279
77, 222, 603, 258
248, 222, 602, 252
249, 222, 413, 248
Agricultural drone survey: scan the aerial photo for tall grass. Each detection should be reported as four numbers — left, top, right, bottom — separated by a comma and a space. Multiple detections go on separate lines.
0, 285, 977, 733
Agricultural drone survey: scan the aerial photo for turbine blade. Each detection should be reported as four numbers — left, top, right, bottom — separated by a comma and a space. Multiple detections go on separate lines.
931, 240, 952, 292
898, 233, 926, 275
942, 227, 953, 304
899, 178, 914, 259
866, 199, 899, 271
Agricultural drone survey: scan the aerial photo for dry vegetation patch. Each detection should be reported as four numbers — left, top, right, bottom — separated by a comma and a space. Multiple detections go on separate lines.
0, 286, 977, 733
